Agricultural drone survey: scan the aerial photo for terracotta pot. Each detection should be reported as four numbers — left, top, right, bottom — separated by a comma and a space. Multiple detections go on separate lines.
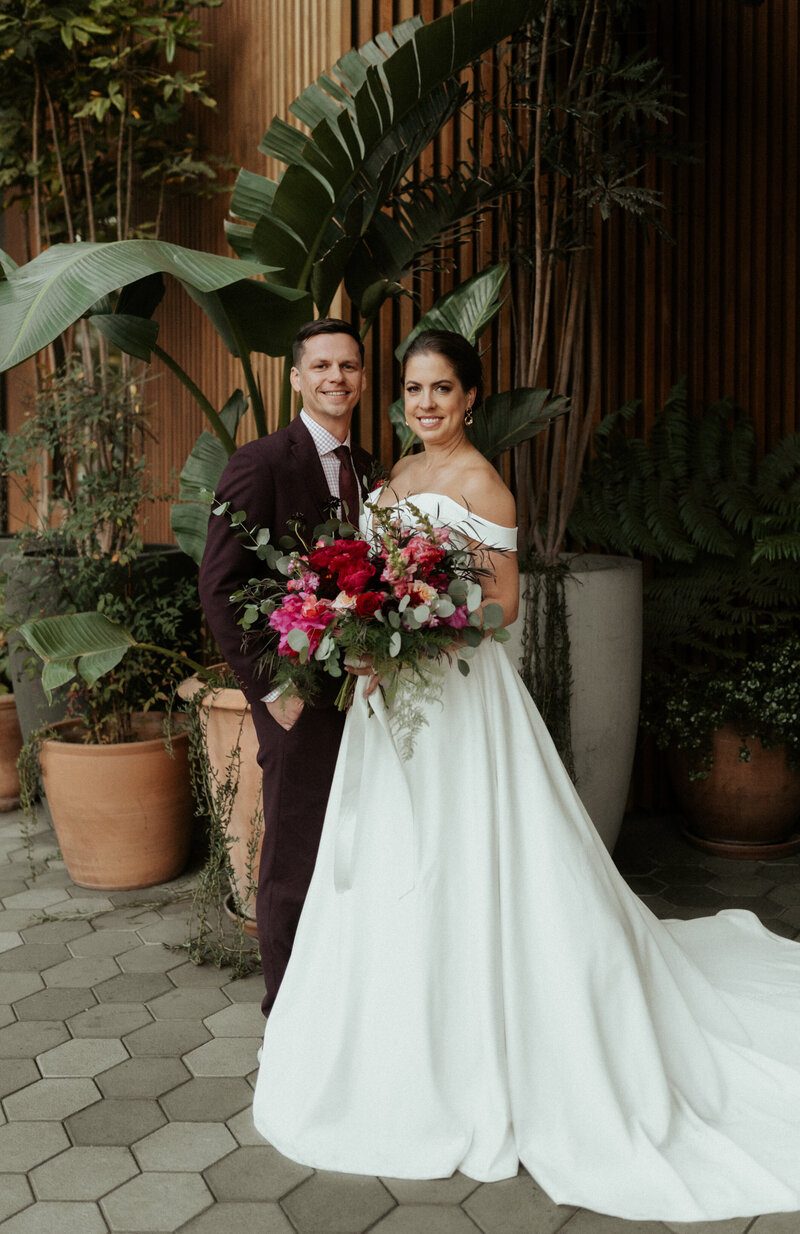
0, 694, 23, 811
669, 724, 800, 859
178, 671, 263, 921
39, 713, 193, 890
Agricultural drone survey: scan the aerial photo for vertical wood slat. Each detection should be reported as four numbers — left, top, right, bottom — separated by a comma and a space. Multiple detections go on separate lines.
3, 1, 799, 556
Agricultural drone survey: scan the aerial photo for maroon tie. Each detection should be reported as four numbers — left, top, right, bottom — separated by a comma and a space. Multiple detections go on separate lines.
333, 445, 360, 522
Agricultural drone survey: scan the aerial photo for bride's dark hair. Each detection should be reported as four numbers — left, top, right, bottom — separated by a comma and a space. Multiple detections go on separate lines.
400, 329, 484, 408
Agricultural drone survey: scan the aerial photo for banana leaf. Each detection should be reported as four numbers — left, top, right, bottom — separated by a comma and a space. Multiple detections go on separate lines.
19, 612, 138, 699
0, 240, 281, 372
170, 391, 249, 563
467, 389, 568, 461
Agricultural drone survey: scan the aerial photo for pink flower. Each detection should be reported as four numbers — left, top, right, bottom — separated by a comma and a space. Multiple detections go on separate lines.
441, 605, 470, 630
269, 594, 337, 658
404, 535, 446, 576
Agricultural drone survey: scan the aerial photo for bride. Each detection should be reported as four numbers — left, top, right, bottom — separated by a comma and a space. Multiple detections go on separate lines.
253, 329, 800, 1222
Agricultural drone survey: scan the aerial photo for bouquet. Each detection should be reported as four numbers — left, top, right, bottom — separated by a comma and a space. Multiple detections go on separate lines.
224, 497, 510, 756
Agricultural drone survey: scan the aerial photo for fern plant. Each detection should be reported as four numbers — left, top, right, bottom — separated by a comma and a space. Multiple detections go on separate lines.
570, 380, 800, 771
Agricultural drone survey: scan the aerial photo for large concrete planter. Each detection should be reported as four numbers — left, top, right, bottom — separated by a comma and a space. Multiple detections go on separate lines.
39, 712, 193, 890
178, 671, 263, 928
503, 554, 643, 852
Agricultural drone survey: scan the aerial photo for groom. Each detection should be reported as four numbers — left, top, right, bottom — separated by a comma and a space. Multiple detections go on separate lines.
198, 318, 373, 1016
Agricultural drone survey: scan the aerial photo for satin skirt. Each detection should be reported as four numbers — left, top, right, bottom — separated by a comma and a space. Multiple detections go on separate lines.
253, 642, 800, 1221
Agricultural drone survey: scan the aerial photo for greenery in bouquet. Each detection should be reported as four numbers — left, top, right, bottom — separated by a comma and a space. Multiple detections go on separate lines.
222, 497, 510, 757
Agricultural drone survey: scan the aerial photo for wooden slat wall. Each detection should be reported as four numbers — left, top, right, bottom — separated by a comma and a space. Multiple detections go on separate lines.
4, 0, 798, 534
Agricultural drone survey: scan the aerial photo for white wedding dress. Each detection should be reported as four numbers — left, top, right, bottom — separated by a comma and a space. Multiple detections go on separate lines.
253, 493, 800, 1222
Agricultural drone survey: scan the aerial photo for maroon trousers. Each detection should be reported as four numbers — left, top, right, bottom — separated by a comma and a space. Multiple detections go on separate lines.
252, 698, 347, 1017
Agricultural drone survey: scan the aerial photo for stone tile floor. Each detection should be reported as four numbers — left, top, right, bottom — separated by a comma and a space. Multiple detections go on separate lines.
1, 806, 799, 1234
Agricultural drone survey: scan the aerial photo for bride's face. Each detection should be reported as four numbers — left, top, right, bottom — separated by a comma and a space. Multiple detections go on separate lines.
402, 353, 476, 447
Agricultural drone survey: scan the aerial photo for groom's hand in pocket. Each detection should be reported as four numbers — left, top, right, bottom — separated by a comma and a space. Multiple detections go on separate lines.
266, 695, 305, 731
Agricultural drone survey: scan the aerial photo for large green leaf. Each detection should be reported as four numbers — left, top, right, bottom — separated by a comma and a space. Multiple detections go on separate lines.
170, 390, 248, 563
0, 240, 280, 372
396, 264, 510, 360
0, 246, 19, 278
19, 612, 138, 699
241, 0, 541, 310
467, 389, 568, 461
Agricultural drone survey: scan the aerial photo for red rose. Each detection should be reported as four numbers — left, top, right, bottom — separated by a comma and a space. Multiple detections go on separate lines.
355, 592, 383, 618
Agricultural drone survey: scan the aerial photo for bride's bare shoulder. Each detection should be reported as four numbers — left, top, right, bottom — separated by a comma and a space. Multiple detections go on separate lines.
458, 463, 517, 528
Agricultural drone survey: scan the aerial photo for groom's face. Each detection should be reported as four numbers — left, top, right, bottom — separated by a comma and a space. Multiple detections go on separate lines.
290, 333, 366, 438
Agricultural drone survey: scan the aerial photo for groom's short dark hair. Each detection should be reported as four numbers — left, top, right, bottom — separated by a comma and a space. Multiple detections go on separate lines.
292, 318, 365, 366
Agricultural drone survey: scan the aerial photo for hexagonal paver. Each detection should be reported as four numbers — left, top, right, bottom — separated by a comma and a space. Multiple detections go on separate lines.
4, 1077, 100, 1121
1, 888, 69, 911
0, 1120, 70, 1171
204, 1002, 266, 1037
180, 1201, 294, 1233
221, 973, 265, 1003
561, 1214, 669, 1233
0, 1059, 40, 1100
0, 931, 22, 953
160, 1077, 253, 1123
0, 1200, 108, 1233
100, 1171, 213, 1232
380, 1174, 480, 1204
463, 1172, 577, 1234
203, 1144, 313, 1202
0, 1021, 69, 1058
118, 944, 186, 973
13, 988, 96, 1021
68, 930, 143, 958
91, 906, 162, 932
282, 1172, 396, 1234
92, 972, 173, 1003
21, 918, 92, 945
0, 972, 44, 1005
46, 895, 114, 916
146, 987, 229, 1020
66, 1097, 166, 1146
226, 1107, 264, 1146
42, 955, 121, 988
135, 918, 194, 945
0, 942, 69, 971
133, 1120, 237, 1172
97, 1056, 190, 1099
0, 1005, 14, 1028
368, 1207, 482, 1234
0, 1174, 33, 1223
123, 1019, 210, 1057
68, 1002, 152, 1039
30, 1145, 139, 1201
663, 1220, 751, 1234
766, 884, 800, 908
38, 1037, 128, 1077
183, 1037, 260, 1076
167, 962, 233, 989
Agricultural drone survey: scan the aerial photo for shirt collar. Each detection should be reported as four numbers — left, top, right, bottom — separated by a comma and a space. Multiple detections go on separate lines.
300, 408, 352, 455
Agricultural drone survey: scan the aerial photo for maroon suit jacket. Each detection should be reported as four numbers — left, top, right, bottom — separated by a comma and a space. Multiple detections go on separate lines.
198, 416, 374, 708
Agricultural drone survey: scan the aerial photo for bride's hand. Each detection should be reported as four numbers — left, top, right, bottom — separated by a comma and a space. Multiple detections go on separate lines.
345, 660, 388, 698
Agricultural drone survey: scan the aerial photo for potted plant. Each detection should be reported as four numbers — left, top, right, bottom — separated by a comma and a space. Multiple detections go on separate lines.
570, 381, 800, 856
17, 570, 207, 890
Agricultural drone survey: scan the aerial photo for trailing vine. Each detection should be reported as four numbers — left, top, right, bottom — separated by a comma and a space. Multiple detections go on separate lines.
518, 556, 576, 780
180, 677, 261, 979
16, 725, 56, 880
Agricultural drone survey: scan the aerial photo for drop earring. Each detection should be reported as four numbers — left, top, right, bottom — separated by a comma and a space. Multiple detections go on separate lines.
464, 404, 474, 427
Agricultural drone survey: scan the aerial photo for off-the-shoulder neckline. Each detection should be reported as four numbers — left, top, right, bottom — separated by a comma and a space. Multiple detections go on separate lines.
371, 491, 517, 534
